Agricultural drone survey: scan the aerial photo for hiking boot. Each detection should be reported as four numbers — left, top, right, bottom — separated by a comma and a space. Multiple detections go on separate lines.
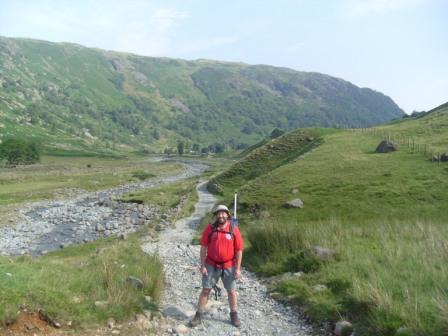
230, 311, 241, 328
189, 311, 203, 327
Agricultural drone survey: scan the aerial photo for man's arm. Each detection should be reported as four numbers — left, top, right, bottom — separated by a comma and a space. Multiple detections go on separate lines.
234, 250, 242, 279
200, 245, 208, 275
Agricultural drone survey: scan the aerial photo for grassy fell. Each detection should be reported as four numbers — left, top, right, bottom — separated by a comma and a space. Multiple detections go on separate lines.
212, 106, 448, 335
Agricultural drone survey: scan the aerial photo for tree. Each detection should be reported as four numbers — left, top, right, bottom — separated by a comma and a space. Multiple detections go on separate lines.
270, 127, 285, 139
177, 141, 185, 156
192, 143, 200, 152
0, 138, 40, 166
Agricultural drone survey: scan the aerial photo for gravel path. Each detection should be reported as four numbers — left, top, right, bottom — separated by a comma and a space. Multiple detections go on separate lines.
142, 182, 324, 336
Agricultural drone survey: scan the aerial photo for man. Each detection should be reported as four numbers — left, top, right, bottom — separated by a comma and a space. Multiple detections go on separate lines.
190, 204, 244, 328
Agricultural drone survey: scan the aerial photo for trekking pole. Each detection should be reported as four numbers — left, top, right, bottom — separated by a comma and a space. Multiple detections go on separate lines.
232, 192, 239, 227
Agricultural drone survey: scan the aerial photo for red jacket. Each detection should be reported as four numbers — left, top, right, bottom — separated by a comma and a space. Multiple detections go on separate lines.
200, 220, 243, 269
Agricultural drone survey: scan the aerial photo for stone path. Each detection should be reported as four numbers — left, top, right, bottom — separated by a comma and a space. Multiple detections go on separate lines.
142, 182, 325, 336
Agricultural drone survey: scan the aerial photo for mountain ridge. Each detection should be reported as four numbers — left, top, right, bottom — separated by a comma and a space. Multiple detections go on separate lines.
0, 35, 404, 152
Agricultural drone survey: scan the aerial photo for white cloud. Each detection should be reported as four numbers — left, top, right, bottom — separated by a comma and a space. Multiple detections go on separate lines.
343, 0, 423, 17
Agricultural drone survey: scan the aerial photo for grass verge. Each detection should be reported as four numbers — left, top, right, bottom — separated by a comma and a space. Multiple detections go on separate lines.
120, 176, 200, 221
0, 233, 163, 329
245, 219, 448, 336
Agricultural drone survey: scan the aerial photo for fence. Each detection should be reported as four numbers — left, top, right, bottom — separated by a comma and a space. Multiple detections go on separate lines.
346, 127, 446, 165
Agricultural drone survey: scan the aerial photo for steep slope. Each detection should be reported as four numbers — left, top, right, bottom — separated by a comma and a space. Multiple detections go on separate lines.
0, 36, 404, 153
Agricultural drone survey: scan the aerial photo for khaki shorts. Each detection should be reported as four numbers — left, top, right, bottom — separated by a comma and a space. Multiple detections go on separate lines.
202, 263, 236, 291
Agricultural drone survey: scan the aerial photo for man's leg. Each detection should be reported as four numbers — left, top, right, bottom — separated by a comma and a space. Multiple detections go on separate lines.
223, 267, 241, 327
228, 289, 238, 312
198, 288, 212, 311
190, 264, 217, 327
190, 288, 211, 327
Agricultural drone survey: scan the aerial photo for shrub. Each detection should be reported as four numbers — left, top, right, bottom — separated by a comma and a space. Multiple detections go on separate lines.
131, 170, 155, 181
284, 249, 321, 273
0, 138, 40, 166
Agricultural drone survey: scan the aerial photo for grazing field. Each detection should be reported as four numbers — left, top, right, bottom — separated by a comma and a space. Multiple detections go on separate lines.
210, 105, 448, 335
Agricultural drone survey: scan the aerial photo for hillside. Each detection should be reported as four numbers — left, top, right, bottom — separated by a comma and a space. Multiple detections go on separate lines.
210, 103, 448, 335
0, 36, 403, 153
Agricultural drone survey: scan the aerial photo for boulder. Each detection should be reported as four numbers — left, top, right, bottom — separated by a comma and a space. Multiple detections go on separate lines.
94, 301, 109, 308
291, 188, 299, 194
395, 327, 413, 336
334, 320, 354, 336
135, 314, 151, 330
174, 324, 189, 334
207, 181, 223, 194
312, 284, 328, 293
127, 276, 144, 290
107, 317, 115, 329
375, 140, 397, 153
95, 224, 105, 232
313, 246, 336, 261
283, 199, 304, 209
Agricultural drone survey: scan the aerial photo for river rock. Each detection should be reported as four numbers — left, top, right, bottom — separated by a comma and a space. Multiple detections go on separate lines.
96, 224, 105, 232
174, 324, 189, 334
107, 317, 115, 329
135, 314, 151, 330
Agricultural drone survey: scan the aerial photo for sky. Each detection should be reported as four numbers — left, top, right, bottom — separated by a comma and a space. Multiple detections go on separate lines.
0, 0, 446, 113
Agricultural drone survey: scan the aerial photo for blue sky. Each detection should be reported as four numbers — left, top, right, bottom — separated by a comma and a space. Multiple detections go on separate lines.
0, 0, 446, 113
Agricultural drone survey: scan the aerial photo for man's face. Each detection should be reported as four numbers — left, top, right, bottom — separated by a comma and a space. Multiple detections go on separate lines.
216, 210, 229, 224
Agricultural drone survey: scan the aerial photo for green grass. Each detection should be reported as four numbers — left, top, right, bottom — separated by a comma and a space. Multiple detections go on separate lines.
0, 155, 184, 207
0, 234, 163, 327
247, 219, 448, 335
236, 131, 447, 224
211, 107, 448, 336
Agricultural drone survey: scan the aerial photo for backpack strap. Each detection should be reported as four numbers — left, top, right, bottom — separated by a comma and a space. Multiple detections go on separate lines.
207, 220, 235, 244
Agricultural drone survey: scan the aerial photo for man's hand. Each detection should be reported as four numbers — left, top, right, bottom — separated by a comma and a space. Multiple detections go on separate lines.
234, 268, 241, 279
200, 265, 208, 276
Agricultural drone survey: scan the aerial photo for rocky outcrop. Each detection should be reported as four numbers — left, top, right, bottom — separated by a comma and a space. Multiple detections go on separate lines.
283, 198, 304, 208
375, 140, 397, 153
